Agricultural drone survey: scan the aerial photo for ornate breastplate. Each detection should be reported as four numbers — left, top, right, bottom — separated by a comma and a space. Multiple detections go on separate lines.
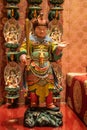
30, 42, 51, 78
31, 42, 51, 60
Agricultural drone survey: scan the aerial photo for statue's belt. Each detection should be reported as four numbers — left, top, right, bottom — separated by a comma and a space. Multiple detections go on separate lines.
30, 61, 50, 77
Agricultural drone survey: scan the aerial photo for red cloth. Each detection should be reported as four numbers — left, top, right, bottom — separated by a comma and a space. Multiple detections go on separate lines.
66, 74, 87, 126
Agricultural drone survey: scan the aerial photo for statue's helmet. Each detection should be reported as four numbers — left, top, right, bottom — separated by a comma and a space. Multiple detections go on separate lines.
32, 13, 48, 30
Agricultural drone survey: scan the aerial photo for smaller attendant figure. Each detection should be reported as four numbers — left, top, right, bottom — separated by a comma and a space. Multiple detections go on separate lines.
50, 27, 67, 48
5, 27, 19, 44
4, 62, 21, 105
5, 70, 19, 88
3, 18, 21, 51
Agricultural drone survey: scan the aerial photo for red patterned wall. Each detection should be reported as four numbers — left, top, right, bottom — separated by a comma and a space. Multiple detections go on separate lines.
62, 0, 87, 101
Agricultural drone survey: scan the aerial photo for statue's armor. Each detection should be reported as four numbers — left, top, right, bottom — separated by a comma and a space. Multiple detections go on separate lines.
20, 34, 62, 103
30, 42, 53, 77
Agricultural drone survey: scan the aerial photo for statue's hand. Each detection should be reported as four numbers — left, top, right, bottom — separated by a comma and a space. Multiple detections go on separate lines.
20, 54, 31, 66
20, 54, 27, 65
57, 42, 69, 50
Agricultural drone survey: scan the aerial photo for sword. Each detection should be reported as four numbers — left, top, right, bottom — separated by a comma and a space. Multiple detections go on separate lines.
25, 18, 31, 70
23, 19, 31, 91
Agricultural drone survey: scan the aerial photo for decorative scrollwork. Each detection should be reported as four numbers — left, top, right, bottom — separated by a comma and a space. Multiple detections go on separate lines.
6, 0, 20, 4
49, 0, 64, 5
27, 0, 42, 5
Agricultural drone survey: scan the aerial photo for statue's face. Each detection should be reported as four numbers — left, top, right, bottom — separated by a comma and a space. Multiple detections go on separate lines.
34, 26, 48, 38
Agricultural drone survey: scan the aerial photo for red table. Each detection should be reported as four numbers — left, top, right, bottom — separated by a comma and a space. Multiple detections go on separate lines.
66, 73, 87, 126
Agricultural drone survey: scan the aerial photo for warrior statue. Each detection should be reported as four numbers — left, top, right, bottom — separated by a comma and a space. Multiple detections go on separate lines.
19, 14, 63, 111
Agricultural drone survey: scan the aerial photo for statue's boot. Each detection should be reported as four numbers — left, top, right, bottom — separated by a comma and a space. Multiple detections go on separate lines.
30, 92, 38, 107
46, 91, 59, 111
